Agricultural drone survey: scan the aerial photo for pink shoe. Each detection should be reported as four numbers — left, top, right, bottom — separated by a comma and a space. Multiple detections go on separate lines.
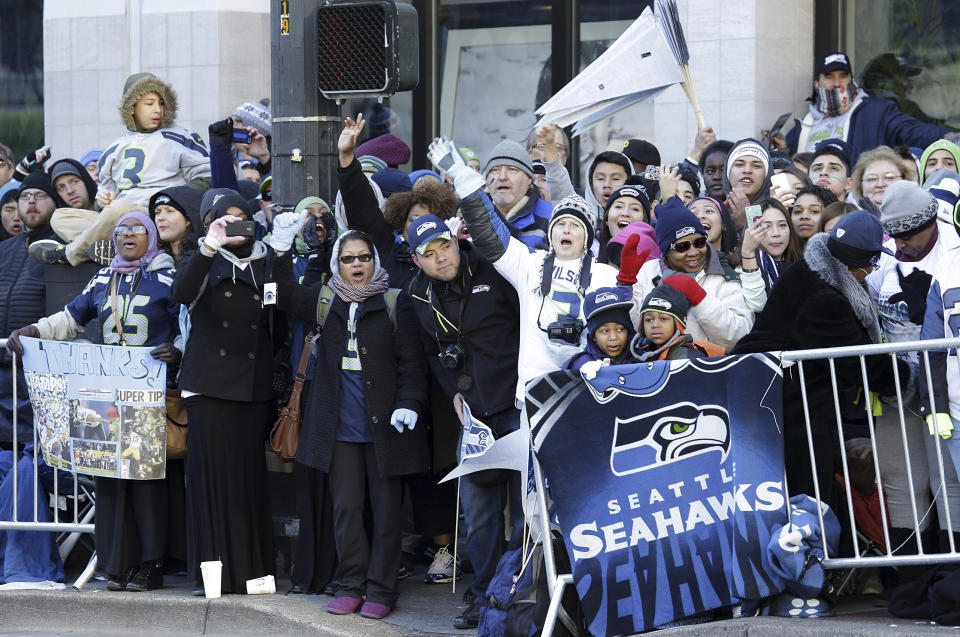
327, 596, 363, 615
360, 601, 391, 619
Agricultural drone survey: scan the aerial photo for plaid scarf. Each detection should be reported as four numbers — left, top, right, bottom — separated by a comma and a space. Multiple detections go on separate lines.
328, 267, 390, 303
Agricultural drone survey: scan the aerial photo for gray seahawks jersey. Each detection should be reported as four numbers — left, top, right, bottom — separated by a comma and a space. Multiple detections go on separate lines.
99, 125, 212, 208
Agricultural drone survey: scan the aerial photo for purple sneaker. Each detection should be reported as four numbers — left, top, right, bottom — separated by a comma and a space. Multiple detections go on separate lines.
360, 601, 391, 620
327, 596, 363, 615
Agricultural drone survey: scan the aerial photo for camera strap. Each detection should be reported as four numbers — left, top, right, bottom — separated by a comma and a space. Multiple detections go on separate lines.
427, 264, 471, 345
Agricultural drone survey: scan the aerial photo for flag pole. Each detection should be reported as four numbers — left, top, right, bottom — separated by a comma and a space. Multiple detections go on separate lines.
452, 476, 460, 595
679, 65, 706, 129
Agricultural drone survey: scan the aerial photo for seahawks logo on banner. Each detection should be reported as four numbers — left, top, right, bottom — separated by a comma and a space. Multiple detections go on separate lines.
526, 354, 788, 636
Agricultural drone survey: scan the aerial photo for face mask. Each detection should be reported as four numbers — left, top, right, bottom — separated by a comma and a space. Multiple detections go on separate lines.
816, 81, 859, 117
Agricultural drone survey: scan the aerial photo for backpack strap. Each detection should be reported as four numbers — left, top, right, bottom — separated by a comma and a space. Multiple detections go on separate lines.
384, 288, 400, 328
316, 285, 336, 328
315, 286, 400, 330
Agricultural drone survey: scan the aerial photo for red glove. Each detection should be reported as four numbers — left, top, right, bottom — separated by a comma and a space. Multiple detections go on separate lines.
663, 274, 707, 306
617, 235, 651, 285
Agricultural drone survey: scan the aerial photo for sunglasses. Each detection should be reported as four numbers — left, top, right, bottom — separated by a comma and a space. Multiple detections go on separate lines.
670, 236, 708, 253
113, 225, 149, 236
338, 254, 373, 264
261, 191, 272, 201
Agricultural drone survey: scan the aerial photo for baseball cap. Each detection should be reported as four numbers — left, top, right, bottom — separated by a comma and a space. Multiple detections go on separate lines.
408, 214, 453, 254
818, 52, 852, 76
830, 210, 894, 256
621, 139, 660, 167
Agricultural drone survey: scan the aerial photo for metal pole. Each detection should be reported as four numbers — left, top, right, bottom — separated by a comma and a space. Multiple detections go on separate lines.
271, 0, 342, 212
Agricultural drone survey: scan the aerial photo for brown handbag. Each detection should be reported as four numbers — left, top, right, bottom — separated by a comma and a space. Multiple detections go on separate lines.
270, 332, 314, 462
165, 388, 188, 460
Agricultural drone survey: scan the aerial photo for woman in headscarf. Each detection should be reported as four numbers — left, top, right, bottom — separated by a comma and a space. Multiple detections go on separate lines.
7, 211, 182, 592
269, 218, 428, 620
170, 191, 281, 595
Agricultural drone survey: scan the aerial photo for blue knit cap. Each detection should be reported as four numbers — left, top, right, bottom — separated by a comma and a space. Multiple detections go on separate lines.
654, 198, 707, 255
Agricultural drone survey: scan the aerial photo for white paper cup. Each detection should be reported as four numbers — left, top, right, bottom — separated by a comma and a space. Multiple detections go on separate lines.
200, 560, 222, 599
245, 574, 276, 595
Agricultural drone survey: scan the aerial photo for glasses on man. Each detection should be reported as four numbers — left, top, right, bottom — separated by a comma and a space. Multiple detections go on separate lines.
338, 254, 373, 264
19, 191, 50, 201
862, 173, 901, 186
113, 225, 149, 236
671, 236, 708, 253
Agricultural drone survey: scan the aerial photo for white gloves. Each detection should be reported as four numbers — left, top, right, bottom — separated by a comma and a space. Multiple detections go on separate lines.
428, 137, 484, 199
390, 408, 418, 433
445, 216, 464, 238
267, 211, 308, 253
580, 358, 611, 381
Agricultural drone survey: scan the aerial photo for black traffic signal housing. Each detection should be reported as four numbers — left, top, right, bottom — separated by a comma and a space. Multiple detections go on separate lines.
316, 0, 419, 103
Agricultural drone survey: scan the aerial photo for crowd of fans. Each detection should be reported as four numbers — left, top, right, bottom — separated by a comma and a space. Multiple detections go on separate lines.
2, 49, 960, 626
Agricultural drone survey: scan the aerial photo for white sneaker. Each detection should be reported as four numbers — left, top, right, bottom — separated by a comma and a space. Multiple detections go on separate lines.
424, 546, 462, 584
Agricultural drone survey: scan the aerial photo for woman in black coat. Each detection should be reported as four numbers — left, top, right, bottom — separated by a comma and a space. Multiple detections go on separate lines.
271, 220, 428, 620
733, 211, 912, 552
170, 191, 278, 595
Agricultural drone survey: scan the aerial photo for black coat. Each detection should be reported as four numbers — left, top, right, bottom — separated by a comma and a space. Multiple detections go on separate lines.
733, 234, 909, 499
170, 245, 279, 402
338, 158, 420, 289
406, 242, 520, 420
275, 253, 428, 477
0, 226, 61, 365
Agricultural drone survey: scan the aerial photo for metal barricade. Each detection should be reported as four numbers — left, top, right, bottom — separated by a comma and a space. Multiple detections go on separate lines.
0, 339, 98, 589
783, 336, 960, 570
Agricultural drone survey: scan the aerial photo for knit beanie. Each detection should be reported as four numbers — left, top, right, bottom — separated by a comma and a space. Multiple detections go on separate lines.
17, 170, 64, 207
920, 139, 960, 185
0, 184, 18, 208
483, 139, 534, 180
122, 72, 156, 97
409, 169, 442, 187
654, 199, 707, 255
584, 286, 635, 341
371, 167, 413, 198
460, 147, 480, 163
607, 221, 661, 263
879, 180, 939, 236
232, 101, 272, 138
725, 139, 770, 181
359, 155, 388, 175
49, 160, 84, 184
294, 196, 330, 215
639, 283, 690, 330
603, 185, 651, 220
356, 133, 411, 168
79, 149, 103, 168
547, 196, 595, 254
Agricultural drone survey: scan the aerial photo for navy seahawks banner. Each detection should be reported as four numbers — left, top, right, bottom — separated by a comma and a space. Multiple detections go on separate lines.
525, 354, 787, 635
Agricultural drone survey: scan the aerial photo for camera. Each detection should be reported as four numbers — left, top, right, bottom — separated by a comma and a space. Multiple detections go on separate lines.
438, 343, 464, 369
546, 317, 584, 345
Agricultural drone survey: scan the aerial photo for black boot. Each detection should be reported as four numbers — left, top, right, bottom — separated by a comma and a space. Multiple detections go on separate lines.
127, 560, 163, 592
106, 566, 139, 591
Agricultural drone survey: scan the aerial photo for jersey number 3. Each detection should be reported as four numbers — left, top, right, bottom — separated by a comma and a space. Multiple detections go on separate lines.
119, 148, 146, 191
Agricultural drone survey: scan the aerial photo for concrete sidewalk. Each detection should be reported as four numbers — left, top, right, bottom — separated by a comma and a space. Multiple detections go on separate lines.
0, 573, 950, 636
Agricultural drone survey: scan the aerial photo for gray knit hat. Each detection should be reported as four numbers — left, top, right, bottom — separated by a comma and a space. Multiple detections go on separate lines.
880, 180, 939, 236
484, 139, 534, 180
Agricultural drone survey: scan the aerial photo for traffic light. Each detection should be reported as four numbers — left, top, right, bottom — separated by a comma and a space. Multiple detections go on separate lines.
316, 0, 419, 103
